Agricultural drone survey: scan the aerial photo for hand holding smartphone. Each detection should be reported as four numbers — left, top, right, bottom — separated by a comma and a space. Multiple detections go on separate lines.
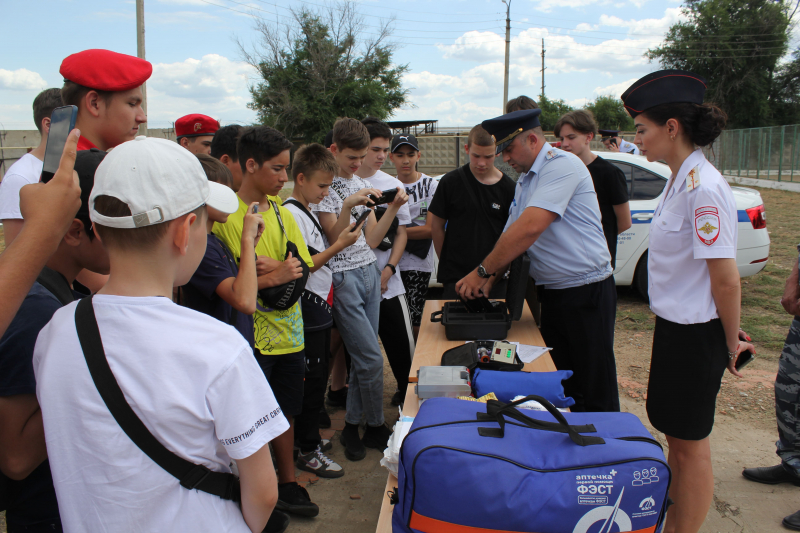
350, 210, 370, 232
368, 188, 398, 206
41, 106, 78, 183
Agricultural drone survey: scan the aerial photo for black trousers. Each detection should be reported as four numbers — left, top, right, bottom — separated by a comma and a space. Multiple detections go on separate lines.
539, 276, 619, 412
294, 327, 331, 453
379, 295, 416, 395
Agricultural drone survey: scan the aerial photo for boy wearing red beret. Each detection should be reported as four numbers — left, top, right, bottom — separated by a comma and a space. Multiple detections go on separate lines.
59, 49, 152, 151
176, 114, 220, 155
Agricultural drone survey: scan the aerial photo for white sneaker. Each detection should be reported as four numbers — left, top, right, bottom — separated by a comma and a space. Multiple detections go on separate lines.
296, 446, 344, 478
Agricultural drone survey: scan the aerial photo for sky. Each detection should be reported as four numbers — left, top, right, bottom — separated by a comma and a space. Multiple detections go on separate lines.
0, 0, 796, 131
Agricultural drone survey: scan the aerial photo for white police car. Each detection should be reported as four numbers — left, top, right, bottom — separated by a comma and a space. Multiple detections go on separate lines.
429, 153, 770, 298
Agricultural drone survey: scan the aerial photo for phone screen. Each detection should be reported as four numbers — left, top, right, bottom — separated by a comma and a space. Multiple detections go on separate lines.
351, 210, 370, 232
41, 106, 78, 183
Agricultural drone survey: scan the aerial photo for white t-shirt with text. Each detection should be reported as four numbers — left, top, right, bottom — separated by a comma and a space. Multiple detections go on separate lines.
33, 295, 289, 532
0, 153, 42, 220
398, 173, 438, 273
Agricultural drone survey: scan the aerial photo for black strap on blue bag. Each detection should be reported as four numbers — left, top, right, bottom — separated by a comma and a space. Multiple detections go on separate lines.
75, 297, 241, 502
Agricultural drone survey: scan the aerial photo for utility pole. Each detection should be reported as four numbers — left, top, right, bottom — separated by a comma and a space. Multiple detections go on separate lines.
502, 0, 511, 113
540, 38, 546, 100
136, 0, 148, 136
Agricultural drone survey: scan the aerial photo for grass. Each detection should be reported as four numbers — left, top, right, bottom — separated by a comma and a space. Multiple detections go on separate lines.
616, 186, 798, 360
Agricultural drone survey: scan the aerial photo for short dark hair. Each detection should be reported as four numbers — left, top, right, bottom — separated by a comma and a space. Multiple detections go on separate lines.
467, 125, 495, 147
332, 118, 370, 151
196, 154, 233, 188
361, 117, 392, 141
61, 81, 112, 110
33, 88, 64, 134
292, 143, 338, 180
554, 110, 599, 138
506, 95, 539, 113
236, 126, 293, 172
210, 124, 241, 161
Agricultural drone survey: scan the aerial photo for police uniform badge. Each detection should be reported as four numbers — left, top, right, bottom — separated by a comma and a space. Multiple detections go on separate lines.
545, 150, 556, 160
695, 206, 720, 246
686, 166, 701, 191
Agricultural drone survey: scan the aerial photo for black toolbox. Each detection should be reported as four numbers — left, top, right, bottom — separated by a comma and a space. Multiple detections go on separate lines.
430, 254, 530, 340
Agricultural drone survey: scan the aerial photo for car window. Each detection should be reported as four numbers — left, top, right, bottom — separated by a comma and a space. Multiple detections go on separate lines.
631, 166, 666, 200
609, 162, 633, 197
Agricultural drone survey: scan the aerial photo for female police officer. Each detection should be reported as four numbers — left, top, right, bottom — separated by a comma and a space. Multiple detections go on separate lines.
621, 70, 755, 533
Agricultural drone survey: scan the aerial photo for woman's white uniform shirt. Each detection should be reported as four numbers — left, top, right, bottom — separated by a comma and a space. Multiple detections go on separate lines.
648, 149, 738, 325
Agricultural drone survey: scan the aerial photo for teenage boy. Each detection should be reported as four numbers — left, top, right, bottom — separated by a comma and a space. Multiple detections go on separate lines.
0, 88, 63, 246
556, 111, 631, 269
284, 143, 363, 478
313, 118, 408, 461
183, 155, 263, 346
0, 149, 109, 532
34, 137, 288, 532
59, 49, 151, 151
356, 118, 415, 408
390, 134, 438, 339
211, 124, 245, 191
176, 114, 220, 155
213, 126, 319, 517
429, 125, 515, 298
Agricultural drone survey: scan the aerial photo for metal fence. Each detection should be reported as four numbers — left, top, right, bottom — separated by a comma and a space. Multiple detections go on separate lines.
707, 124, 800, 182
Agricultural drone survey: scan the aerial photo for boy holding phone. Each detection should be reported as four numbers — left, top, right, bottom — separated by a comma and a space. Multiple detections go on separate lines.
284, 144, 364, 478
313, 118, 408, 461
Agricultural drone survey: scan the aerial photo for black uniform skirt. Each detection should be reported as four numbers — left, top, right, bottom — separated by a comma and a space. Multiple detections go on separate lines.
646, 315, 728, 440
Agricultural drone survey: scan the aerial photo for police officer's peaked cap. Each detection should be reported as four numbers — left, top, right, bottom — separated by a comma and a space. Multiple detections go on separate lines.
60, 49, 152, 92
598, 129, 620, 139
482, 109, 542, 155
621, 70, 707, 119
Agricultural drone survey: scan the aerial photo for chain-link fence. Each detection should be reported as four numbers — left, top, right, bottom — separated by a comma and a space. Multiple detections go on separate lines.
707, 124, 800, 182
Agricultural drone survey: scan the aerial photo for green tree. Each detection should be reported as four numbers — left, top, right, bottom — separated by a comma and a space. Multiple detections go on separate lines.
769, 47, 800, 125
646, 0, 792, 128
586, 95, 634, 131
240, 2, 409, 142
538, 95, 573, 131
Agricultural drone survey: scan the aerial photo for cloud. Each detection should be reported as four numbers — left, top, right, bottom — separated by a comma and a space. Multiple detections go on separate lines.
0, 69, 47, 91
145, 54, 257, 126
593, 78, 641, 98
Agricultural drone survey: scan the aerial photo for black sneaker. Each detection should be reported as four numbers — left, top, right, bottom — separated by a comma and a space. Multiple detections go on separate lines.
391, 390, 404, 406
339, 422, 366, 461
327, 386, 348, 408
319, 408, 331, 429
362, 423, 393, 451
263, 509, 290, 533
276, 482, 319, 517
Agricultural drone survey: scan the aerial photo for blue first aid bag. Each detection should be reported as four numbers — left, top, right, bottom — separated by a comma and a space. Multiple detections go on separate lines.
393, 396, 670, 533
472, 368, 575, 407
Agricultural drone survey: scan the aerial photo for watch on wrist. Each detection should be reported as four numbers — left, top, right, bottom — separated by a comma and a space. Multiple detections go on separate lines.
477, 264, 493, 279
385, 263, 397, 275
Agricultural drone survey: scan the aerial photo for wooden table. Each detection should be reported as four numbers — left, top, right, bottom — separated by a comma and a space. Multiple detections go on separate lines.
374, 300, 556, 533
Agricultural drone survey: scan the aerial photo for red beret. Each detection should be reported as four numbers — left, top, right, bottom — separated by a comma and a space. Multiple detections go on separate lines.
60, 49, 152, 92
175, 114, 220, 138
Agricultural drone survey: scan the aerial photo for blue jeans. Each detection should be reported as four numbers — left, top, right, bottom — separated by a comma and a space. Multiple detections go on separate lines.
332, 263, 384, 426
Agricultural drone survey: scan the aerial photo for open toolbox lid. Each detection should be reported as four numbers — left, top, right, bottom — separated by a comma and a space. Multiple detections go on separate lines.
503, 253, 530, 322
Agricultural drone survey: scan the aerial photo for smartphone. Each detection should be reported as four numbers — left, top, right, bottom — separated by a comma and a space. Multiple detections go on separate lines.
368, 188, 398, 205
458, 295, 496, 313
252, 205, 259, 214
609, 138, 618, 147
351, 210, 370, 232
735, 348, 755, 372
40, 106, 78, 183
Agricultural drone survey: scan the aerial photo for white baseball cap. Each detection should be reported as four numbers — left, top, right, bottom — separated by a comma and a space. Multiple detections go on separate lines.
90, 136, 239, 229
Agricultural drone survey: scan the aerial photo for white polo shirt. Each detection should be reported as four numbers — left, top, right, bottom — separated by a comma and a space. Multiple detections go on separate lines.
0, 153, 42, 220
648, 149, 738, 325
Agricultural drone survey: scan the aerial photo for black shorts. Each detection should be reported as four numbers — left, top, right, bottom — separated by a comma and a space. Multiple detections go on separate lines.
646, 316, 728, 441
254, 349, 305, 417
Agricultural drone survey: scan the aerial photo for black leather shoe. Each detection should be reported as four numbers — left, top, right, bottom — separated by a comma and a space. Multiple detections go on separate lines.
742, 465, 800, 486
276, 482, 319, 517
784, 510, 800, 531
339, 423, 366, 461
263, 509, 289, 533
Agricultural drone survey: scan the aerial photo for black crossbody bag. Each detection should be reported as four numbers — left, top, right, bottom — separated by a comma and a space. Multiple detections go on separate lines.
74, 297, 241, 502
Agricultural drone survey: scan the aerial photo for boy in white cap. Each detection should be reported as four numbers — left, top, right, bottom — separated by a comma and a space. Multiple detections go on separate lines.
33, 137, 289, 532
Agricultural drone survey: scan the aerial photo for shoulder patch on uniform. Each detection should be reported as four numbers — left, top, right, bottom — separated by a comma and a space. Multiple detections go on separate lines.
695, 205, 720, 246
545, 150, 556, 160
686, 165, 701, 191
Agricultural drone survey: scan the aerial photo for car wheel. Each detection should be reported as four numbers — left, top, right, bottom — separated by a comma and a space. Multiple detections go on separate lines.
633, 251, 649, 302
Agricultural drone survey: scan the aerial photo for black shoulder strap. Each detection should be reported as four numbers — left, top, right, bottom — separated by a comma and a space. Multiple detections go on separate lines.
36, 267, 75, 306
283, 199, 325, 236
74, 297, 240, 502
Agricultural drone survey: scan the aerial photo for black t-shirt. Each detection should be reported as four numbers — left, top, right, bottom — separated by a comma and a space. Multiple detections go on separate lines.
428, 164, 516, 284
586, 156, 629, 269
183, 234, 255, 347
0, 271, 81, 529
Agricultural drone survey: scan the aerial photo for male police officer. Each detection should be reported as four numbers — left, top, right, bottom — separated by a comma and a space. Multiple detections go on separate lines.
599, 129, 639, 155
175, 114, 219, 155
457, 109, 619, 412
